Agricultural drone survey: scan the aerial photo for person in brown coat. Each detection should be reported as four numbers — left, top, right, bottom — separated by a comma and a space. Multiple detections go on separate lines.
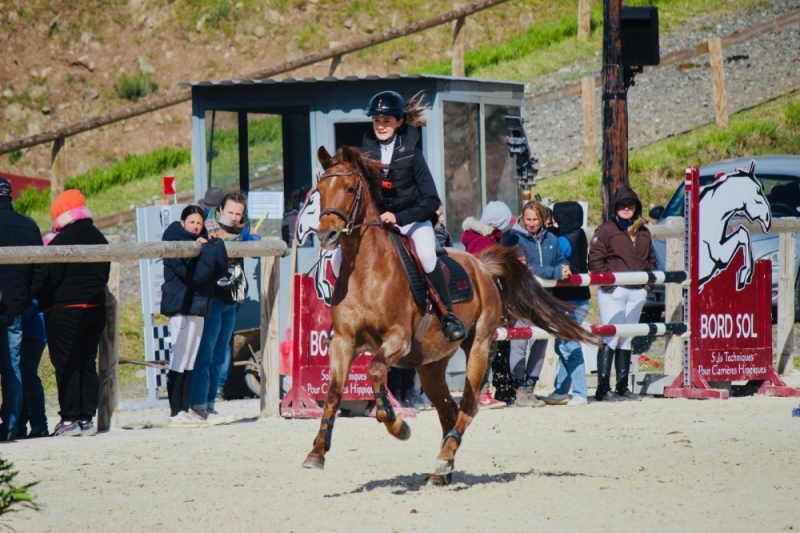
589, 186, 657, 402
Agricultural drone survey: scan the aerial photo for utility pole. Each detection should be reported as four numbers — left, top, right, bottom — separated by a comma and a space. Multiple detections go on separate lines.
600, 0, 628, 221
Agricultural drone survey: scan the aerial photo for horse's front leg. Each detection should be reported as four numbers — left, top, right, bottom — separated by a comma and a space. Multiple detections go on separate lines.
724, 228, 753, 289
368, 327, 412, 441
302, 335, 357, 470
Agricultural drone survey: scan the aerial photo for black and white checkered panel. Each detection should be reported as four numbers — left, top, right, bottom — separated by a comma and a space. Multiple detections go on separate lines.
151, 325, 172, 388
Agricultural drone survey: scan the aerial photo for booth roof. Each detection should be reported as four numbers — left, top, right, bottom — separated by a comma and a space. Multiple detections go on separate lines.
178, 73, 524, 88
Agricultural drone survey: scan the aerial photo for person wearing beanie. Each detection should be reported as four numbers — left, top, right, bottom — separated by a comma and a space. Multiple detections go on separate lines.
589, 185, 657, 402
0, 177, 47, 440
38, 189, 110, 436
460, 200, 516, 410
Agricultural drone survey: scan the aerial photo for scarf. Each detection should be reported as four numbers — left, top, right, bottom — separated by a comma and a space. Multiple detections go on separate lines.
616, 216, 645, 242
206, 209, 244, 242
43, 205, 93, 245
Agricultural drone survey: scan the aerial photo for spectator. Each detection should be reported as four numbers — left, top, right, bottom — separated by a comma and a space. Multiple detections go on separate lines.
161, 205, 228, 428
40, 189, 110, 436
282, 187, 313, 248
434, 205, 452, 249
198, 187, 225, 213
18, 299, 49, 438
545, 201, 591, 407
461, 200, 515, 409
0, 177, 46, 441
589, 186, 656, 402
502, 200, 570, 407
190, 192, 249, 425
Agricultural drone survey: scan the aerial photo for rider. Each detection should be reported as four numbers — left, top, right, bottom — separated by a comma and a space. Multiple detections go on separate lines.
588, 185, 656, 402
361, 90, 467, 343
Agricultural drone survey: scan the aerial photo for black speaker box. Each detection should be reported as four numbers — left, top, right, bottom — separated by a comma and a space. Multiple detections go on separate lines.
621, 6, 660, 67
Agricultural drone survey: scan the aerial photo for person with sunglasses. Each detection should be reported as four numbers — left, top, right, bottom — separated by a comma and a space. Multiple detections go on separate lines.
588, 186, 656, 402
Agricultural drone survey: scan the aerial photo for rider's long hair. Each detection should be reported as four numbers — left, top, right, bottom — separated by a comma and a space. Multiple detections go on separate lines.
404, 91, 428, 128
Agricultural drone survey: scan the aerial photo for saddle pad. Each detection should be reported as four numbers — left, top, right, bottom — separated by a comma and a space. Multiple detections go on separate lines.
389, 232, 473, 309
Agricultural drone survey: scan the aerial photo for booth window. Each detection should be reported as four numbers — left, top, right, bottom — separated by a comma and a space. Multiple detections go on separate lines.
484, 104, 520, 212
443, 101, 481, 242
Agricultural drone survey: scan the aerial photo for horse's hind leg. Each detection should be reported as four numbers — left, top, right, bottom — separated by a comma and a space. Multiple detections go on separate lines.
368, 328, 412, 440
302, 336, 356, 470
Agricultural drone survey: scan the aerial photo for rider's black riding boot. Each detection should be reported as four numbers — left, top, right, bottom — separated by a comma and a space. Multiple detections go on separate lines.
595, 345, 623, 402
615, 348, 642, 401
427, 263, 467, 342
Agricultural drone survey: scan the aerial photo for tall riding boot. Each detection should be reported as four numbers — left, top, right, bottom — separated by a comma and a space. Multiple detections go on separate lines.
595, 345, 623, 402
427, 263, 467, 342
167, 371, 183, 417
615, 349, 642, 401
181, 370, 194, 413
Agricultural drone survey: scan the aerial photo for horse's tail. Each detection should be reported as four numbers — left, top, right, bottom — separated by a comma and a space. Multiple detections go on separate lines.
477, 245, 599, 345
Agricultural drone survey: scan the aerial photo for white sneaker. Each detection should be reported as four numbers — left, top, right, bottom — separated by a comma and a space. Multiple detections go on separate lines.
169, 411, 207, 428
567, 395, 588, 406
195, 408, 226, 426
207, 408, 236, 425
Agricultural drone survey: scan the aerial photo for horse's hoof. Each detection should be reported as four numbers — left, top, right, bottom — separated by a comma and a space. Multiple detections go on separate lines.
434, 459, 454, 476
425, 473, 453, 486
302, 455, 325, 470
394, 420, 412, 441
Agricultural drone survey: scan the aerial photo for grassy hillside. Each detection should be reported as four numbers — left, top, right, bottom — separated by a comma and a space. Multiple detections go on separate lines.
533, 90, 800, 225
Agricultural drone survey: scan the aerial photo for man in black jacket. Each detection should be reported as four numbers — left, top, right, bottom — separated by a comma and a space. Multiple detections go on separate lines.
0, 177, 47, 440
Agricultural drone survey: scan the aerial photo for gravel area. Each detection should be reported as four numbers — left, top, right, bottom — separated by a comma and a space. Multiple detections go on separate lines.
526, 0, 800, 178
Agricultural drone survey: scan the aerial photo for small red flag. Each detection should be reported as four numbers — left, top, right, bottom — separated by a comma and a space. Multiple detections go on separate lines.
163, 176, 176, 195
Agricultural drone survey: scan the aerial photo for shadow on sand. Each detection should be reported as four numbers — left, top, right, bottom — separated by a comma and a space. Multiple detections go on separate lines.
324, 469, 589, 497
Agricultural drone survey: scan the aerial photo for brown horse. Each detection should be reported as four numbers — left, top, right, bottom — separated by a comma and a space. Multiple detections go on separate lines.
302, 145, 596, 484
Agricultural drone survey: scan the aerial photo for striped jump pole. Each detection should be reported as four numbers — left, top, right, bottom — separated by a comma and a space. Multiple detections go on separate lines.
493, 322, 689, 341
536, 270, 689, 288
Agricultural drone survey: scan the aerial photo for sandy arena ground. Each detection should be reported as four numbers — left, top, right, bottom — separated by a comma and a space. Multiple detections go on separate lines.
2, 390, 800, 533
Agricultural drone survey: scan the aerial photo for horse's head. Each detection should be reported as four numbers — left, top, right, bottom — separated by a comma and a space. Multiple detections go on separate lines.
315, 145, 383, 250
735, 161, 772, 231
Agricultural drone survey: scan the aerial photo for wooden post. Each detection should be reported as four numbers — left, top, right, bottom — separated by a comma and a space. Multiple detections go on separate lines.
259, 256, 281, 417
581, 76, 597, 167
708, 37, 729, 129
328, 41, 342, 77
578, 0, 591, 41
600, 0, 628, 222
50, 137, 66, 202
451, 3, 466, 77
663, 218, 684, 376
777, 232, 795, 374
98, 235, 120, 433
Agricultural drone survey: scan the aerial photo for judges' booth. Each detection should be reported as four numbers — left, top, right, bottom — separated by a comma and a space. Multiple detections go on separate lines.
184, 74, 525, 396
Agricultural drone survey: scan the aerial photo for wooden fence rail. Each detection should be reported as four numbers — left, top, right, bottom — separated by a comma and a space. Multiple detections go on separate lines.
0, 239, 286, 429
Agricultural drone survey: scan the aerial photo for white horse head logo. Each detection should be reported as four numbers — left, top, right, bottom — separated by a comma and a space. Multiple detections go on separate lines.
313, 249, 336, 305
698, 160, 771, 291
296, 188, 321, 246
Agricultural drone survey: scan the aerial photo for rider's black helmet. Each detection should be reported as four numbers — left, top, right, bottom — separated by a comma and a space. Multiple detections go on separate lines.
365, 91, 406, 118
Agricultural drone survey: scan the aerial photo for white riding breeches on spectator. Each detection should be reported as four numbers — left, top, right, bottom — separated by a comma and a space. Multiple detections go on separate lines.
168, 315, 205, 372
332, 220, 437, 276
597, 287, 647, 350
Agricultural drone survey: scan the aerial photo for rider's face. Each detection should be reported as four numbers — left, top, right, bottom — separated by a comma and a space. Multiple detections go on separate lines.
616, 201, 636, 220
372, 115, 404, 142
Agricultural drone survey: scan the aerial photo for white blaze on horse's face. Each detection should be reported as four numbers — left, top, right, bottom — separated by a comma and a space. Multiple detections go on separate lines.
316, 169, 359, 250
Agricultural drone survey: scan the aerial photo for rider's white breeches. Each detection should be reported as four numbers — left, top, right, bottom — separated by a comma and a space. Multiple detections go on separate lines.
331, 220, 437, 277
597, 287, 647, 349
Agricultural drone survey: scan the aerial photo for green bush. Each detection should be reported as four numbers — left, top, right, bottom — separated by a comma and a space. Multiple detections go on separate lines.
113, 69, 159, 102
0, 457, 38, 515
8, 150, 22, 165
13, 147, 190, 215
786, 101, 800, 130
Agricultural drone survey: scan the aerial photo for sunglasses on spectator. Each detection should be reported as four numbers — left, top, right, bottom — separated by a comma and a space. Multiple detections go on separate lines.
617, 203, 636, 210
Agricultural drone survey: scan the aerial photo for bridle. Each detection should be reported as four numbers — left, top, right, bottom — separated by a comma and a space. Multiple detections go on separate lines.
317, 169, 382, 234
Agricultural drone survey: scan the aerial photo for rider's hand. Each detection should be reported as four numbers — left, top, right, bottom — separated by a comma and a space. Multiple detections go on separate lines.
380, 212, 397, 225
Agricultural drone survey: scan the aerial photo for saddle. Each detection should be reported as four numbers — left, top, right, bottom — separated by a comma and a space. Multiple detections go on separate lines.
388, 231, 473, 311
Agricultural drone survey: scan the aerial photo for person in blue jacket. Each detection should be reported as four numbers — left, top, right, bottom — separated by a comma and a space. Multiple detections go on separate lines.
502, 200, 570, 406
161, 205, 228, 428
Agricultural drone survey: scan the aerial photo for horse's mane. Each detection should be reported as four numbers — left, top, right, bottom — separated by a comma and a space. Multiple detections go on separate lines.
322, 147, 386, 211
